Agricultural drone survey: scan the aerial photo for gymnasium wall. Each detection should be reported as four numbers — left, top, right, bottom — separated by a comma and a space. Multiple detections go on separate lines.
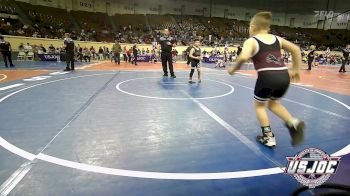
13, 0, 350, 29
3, 35, 241, 54
4, 35, 344, 58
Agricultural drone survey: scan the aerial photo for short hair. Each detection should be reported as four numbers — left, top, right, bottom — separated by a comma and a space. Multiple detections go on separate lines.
250, 11, 272, 30
0, 35, 3, 39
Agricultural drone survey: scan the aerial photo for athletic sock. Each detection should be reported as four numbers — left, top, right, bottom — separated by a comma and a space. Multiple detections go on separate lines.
261, 126, 273, 137
287, 118, 299, 128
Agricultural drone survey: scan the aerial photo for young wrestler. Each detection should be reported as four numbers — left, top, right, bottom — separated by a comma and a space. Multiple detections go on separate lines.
188, 39, 202, 83
228, 12, 305, 147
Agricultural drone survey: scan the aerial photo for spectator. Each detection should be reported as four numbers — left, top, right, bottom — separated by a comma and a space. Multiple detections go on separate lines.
24, 43, 33, 53
18, 43, 24, 52
48, 44, 55, 53
112, 40, 122, 64
127, 47, 132, 63
83, 47, 91, 62
98, 46, 104, 61
132, 44, 138, 65
0, 35, 15, 68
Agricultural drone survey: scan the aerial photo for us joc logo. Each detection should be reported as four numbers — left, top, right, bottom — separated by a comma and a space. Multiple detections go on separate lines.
285, 148, 341, 188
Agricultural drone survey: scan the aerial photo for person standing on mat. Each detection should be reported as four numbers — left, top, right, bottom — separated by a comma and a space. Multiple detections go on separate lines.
307, 45, 316, 70
63, 33, 75, 71
228, 11, 305, 148
0, 35, 15, 68
339, 44, 349, 73
132, 44, 138, 65
188, 39, 202, 83
185, 43, 193, 66
236, 45, 242, 56
158, 29, 176, 78
112, 40, 122, 65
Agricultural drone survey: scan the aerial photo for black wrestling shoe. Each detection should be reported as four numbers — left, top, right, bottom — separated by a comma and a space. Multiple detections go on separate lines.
286, 119, 305, 146
63, 67, 71, 71
171, 75, 176, 78
188, 80, 196, 84
256, 134, 276, 148
163, 74, 168, 77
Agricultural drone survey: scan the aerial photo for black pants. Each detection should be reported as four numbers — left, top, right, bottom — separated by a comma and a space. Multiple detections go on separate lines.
161, 53, 174, 76
307, 58, 313, 70
114, 52, 120, 64
65, 51, 75, 70
339, 58, 349, 72
132, 53, 138, 65
123, 54, 127, 62
1, 52, 13, 67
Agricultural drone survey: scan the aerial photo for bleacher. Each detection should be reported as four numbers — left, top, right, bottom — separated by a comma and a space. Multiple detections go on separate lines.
1, 1, 349, 48
114, 14, 147, 28
148, 14, 176, 30
70, 11, 114, 42
15, 1, 73, 39
0, 0, 17, 15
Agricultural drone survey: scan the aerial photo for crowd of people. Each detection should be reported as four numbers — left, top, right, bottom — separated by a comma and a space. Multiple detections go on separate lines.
0, 0, 349, 49
11, 39, 349, 68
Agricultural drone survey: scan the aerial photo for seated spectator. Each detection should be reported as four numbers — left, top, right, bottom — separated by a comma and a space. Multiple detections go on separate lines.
24, 43, 33, 53
90, 46, 96, 60
39, 44, 46, 53
18, 43, 25, 52
48, 44, 55, 53
37, 46, 44, 54
83, 47, 91, 62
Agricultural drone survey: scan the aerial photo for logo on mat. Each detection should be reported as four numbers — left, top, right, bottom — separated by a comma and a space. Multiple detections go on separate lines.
285, 148, 341, 188
266, 54, 282, 65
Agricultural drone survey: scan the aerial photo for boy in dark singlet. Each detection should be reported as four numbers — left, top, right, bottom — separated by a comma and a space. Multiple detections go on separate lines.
228, 12, 305, 147
188, 39, 202, 84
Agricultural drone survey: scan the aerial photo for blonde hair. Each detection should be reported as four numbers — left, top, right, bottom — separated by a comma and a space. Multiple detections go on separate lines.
250, 12, 272, 30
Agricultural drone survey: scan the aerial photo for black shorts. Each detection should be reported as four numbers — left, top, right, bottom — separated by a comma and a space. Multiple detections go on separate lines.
191, 60, 200, 68
254, 70, 290, 102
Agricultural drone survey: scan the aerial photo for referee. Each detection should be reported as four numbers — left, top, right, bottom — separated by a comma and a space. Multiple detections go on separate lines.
63, 33, 75, 71
307, 45, 316, 70
339, 44, 349, 73
158, 29, 176, 78
0, 35, 14, 68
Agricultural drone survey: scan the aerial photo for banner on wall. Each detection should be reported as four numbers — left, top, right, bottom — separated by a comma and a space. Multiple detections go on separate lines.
36, 53, 65, 61
77, 0, 94, 12
203, 56, 224, 63
136, 55, 150, 62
